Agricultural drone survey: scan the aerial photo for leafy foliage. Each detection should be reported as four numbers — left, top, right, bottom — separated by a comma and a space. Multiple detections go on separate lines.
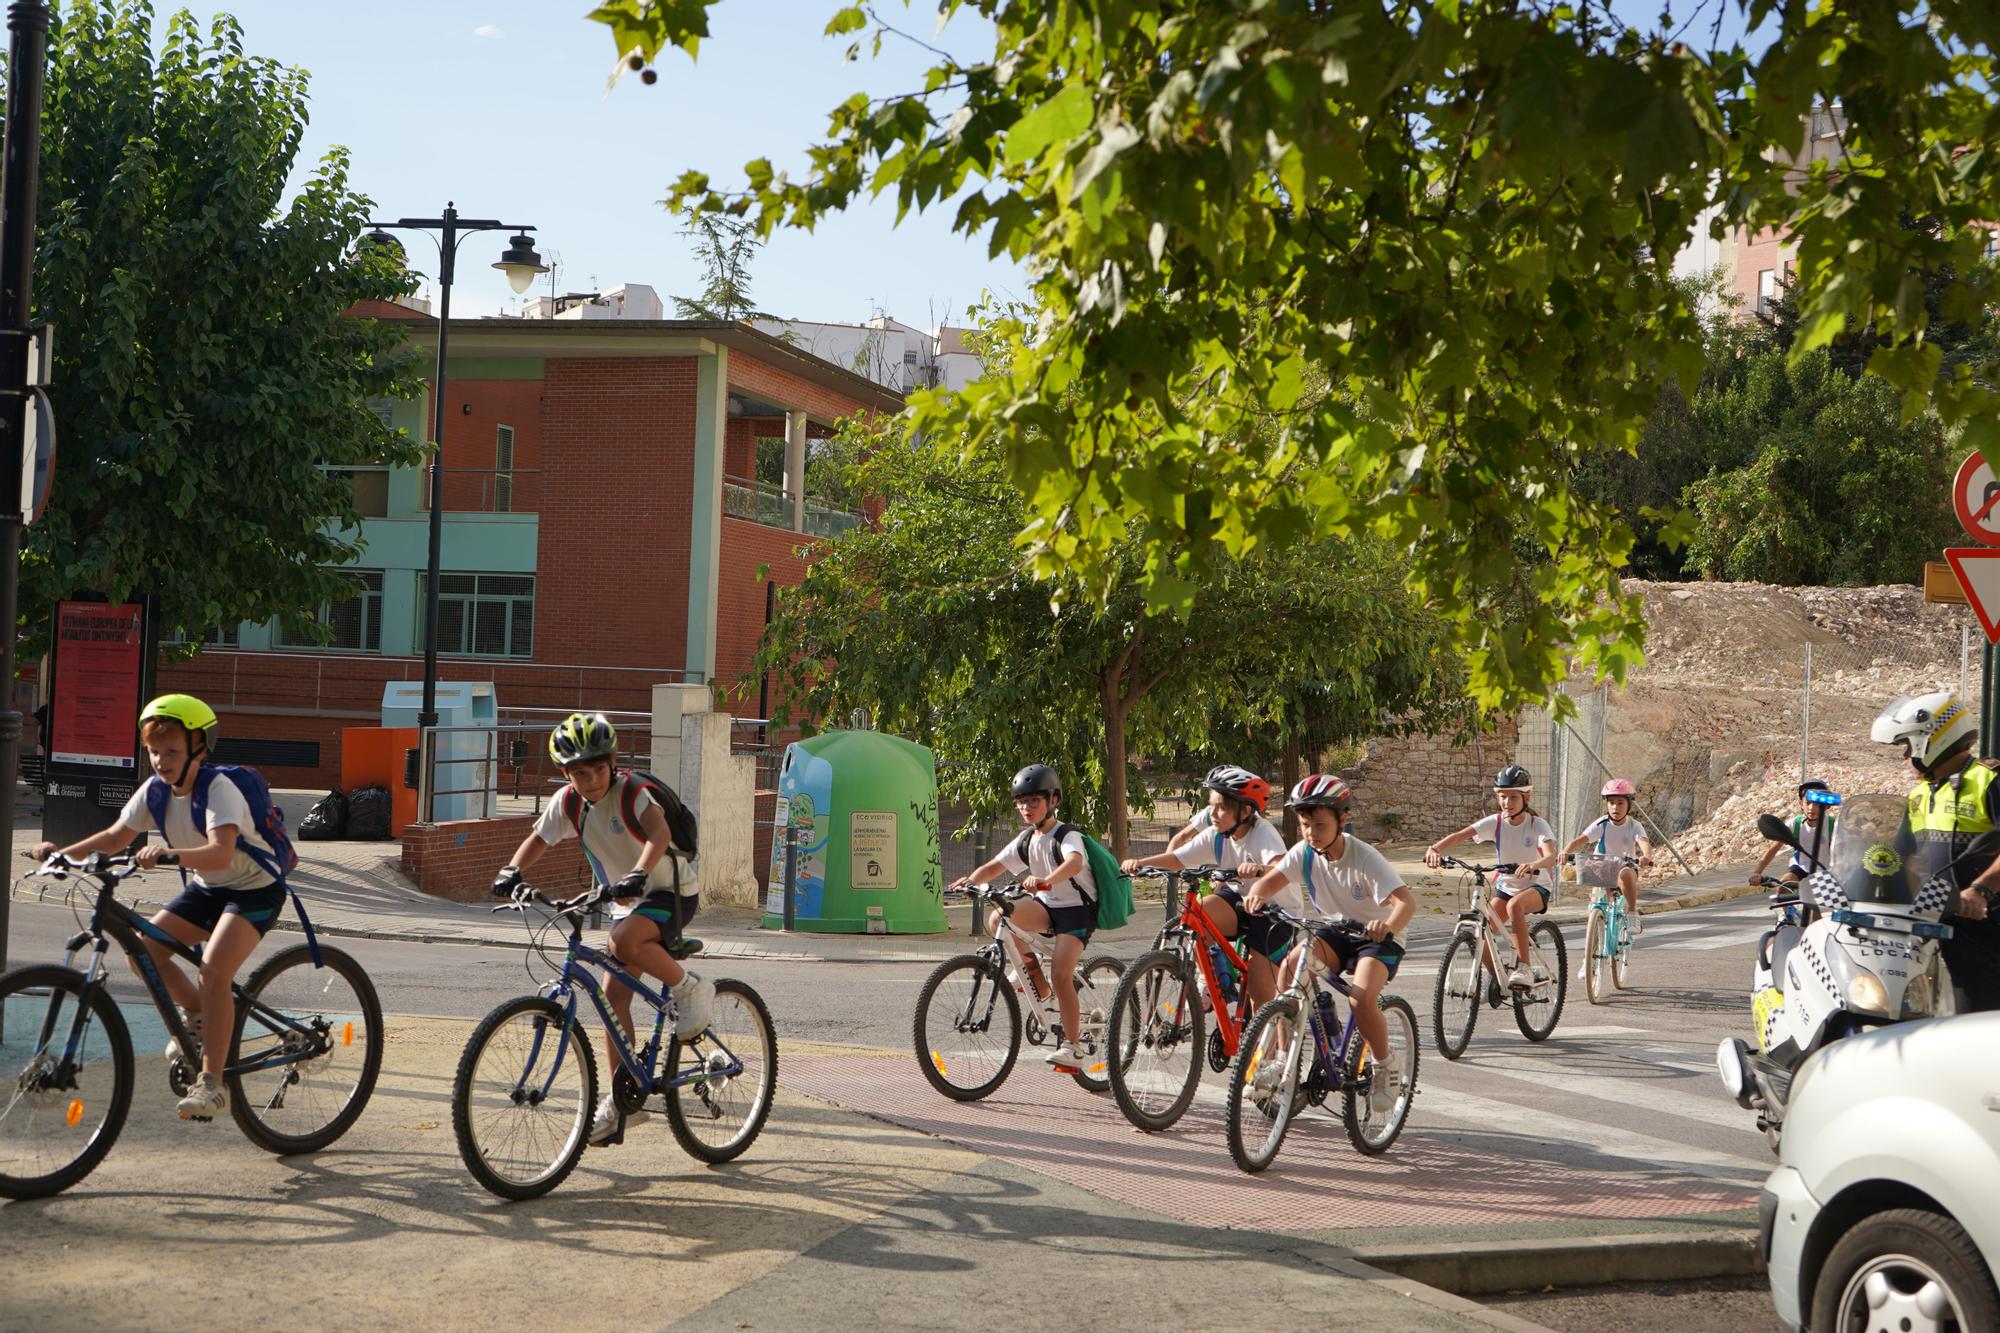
669, 213, 768, 320
593, 0, 2000, 714
750, 410, 1457, 854
21, 2, 424, 652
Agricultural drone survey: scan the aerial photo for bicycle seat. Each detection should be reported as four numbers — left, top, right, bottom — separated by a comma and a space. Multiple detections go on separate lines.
666, 936, 704, 960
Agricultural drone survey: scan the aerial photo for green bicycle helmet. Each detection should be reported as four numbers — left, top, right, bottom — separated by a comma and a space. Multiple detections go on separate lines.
549, 712, 618, 767
140, 693, 219, 741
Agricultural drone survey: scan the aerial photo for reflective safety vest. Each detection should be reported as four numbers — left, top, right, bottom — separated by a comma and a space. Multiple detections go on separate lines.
1907, 762, 2000, 889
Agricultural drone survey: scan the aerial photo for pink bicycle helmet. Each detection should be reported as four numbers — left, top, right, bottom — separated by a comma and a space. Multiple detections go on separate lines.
1600, 778, 1637, 798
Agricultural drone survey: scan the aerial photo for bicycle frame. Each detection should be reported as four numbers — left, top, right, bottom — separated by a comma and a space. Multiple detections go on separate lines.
516, 910, 744, 1102
1452, 864, 1538, 978
1151, 872, 1261, 1056
1263, 919, 1365, 1097
46, 871, 330, 1082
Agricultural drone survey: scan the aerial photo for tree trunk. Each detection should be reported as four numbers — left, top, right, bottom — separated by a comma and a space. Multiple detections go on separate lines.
1281, 728, 1303, 845
1101, 667, 1130, 857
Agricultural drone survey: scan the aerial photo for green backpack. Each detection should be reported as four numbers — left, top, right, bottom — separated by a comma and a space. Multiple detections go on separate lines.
1013, 823, 1136, 930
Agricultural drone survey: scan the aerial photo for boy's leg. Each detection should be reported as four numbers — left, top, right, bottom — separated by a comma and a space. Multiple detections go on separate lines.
1199, 893, 1239, 937
1243, 950, 1278, 1008
1004, 899, 1054, 997
194, 913, 263, 1079
133, 910, 206, 1014
1049, 929, 1086, 1043
1348, 958, 1392, 1061
602, 915, 682, 1070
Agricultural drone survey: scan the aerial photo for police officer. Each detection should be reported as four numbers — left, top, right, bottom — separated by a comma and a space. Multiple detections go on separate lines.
1872, 691, 2000, 1011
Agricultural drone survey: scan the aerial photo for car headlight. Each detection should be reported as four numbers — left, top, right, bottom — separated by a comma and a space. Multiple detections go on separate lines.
1827, 947, 1893, 1018
1901, 971, 1935, 1018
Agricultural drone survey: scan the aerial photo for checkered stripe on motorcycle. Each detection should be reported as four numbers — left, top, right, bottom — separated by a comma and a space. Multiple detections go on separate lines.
1914, 873, 1955, 917
1805, 870, 1849, 913
1800, 940, 1840, 1004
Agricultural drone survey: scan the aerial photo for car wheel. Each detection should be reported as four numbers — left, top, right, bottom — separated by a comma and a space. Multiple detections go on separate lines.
1812, 1208, 2000, 1333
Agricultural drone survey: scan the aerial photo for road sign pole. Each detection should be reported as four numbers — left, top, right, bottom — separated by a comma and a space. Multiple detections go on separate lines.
1985, 640, 1999, 763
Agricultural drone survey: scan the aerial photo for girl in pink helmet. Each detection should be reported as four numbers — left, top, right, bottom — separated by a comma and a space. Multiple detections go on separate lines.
1559, 779, 1654, 937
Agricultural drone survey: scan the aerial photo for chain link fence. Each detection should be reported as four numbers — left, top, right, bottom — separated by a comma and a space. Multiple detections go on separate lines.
1514, 685, 1693, 873
1798, 624, 1975, 781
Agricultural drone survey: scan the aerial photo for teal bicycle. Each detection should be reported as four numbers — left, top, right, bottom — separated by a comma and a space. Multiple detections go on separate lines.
1573, 854, 1640, 1004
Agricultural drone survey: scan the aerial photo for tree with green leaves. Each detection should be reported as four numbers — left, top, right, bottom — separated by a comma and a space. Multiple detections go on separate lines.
750, 409, 1456, 854
21, 1, 423, 653
670, 213, 768, 320
595, 0, 2000, 716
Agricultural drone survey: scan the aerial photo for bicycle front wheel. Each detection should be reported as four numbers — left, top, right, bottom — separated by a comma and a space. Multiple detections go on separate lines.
1612, 907, 1634, 990
0, 966, 134, 1200
1342, 994, 1419, 1156
913, 955, 1020, 1101
1584, 910, 1608, 1006
1432, 932, 1482, 1059
1225, 996, 1305, 1174
227, 944, 384, 1155
665, 978, 777, 1164
1514, 920, 1569, 1041
1107, 949, 1204, 1132
1068, 955, 1125, 1092
453, 996, 597, 1201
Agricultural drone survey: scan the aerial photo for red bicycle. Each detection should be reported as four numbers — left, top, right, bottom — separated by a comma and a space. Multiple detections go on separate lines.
1105, 866, 1272, 1131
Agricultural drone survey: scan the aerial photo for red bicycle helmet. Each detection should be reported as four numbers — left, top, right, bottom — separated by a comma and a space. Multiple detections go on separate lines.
1202, 764, 1272, 813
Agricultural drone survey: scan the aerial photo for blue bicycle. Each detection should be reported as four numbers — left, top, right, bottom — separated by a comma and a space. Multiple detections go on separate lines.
450, 883, 776, 1200
1222, 907, 1418, 1172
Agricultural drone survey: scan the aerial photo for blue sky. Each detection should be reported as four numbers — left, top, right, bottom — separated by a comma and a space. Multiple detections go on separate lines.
195, 1, 1766, 325
201, 1, 1024, 325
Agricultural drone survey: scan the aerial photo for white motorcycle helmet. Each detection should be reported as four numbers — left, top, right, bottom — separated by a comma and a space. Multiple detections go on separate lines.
1870, 691, 1977, 774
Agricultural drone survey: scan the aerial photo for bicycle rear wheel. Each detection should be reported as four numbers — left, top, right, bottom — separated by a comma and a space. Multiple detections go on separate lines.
1107, 950, 1202, 1131
0, 966, 133, 1200
1584, 910, 1608, 1006
1513, 920, 1569, 1041
665, 978, 777, 1164
453, 996, 597, 1200
1612, 907, 1634, 990
913, 954, 1020, 1101
1067, 956, 1125, 1092
227, 944, 384, 1155
1225, 996, 1305, 1174
1343, 994, 1419, 1156
1432, 932, 1482, 1059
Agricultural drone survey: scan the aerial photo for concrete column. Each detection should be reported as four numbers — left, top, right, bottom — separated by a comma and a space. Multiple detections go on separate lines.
686, 347, 728, 685
650, 681, 710, 787
652, 682, 757, 908
785, 409, 807, 533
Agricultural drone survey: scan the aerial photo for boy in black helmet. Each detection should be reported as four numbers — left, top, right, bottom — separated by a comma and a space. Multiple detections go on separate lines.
950, 764, 1099, 1071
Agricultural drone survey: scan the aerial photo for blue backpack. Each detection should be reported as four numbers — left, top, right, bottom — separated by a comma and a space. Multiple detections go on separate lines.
145, 765, 319, 963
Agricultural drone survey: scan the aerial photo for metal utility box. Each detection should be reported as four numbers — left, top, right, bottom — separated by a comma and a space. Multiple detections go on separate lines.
382, 681, 497, 821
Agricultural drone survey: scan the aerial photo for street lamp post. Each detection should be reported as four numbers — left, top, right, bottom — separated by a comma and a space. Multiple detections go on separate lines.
0, 0, 54, 976
363, 205, 544, 731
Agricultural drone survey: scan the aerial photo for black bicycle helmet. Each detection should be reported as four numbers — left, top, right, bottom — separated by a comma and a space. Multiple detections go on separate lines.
1010, 764, 1061, 801
1493, 764, 1532, 792
1798, 778, 1830, 797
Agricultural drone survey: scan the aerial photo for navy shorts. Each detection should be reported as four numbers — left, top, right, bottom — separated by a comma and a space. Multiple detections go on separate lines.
1036, 902, 1094, 942
1495, 883, 1551, 913
163, 881, 286, 939
625, 892, 699, 942
1213, 887, 1293, 961
1315, 929, 1406, 982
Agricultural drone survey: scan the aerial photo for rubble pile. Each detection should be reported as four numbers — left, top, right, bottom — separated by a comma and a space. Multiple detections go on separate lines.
1648, 753, 1910, 878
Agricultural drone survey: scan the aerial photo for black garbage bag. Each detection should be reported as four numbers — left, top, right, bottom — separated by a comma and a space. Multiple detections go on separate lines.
297, 790, 349, 841
346, 785, 393, 841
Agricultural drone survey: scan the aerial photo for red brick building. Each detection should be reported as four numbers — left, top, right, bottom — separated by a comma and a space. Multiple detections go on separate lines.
158, 316, 900, 788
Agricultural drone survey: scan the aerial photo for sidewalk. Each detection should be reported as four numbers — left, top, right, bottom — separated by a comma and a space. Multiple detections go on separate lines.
9, 803, 1763, 962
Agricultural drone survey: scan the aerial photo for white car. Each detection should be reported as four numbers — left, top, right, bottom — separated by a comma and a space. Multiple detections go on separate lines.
1763, 1011, 2000, 1331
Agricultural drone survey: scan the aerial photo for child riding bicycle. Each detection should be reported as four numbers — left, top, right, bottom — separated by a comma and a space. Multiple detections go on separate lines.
1122, 764, 1289, 1012
29, 694, 283, 1121
1242, 775, 1415, 1113
494, 712, 712, 1147
1425, 765, 1557, 992
1560, 778, 1654, 937
949, 764, 1099, 1071
1751, 778, 1838, 888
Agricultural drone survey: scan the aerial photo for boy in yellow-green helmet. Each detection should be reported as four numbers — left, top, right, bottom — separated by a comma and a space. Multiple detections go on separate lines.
30, 695, 284, 1120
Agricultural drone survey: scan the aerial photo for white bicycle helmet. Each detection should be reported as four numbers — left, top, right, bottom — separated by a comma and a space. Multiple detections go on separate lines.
1871, 691, 1976, 773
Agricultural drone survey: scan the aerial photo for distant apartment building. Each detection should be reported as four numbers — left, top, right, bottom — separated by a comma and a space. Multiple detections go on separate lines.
749, 314, 983, 395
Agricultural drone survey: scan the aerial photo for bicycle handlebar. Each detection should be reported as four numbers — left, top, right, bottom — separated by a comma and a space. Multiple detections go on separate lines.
942, 882, 1029, 914
28, 850, 179, 880
1261, 903, 1371, 938
1437, 856, 1519, 875
489, 883, 602, 920
1130, 865, 1240, 882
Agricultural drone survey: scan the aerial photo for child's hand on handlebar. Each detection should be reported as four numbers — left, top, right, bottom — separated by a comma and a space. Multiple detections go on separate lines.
133, 844, 174, 871
1423, 847, 1443, 870
1019, 875, 1044, 893
1365, 917, 1390, 941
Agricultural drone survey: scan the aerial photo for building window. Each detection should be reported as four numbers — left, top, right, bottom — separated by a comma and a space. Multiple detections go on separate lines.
495, 425, 516, 513
1757, 268, 1777, 317
277, 570, 383, 651
161, 622, 240, 649
418, 573, 535, 658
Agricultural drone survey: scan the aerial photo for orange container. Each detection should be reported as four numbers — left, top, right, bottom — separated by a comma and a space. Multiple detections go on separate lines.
340, 726, 420, 836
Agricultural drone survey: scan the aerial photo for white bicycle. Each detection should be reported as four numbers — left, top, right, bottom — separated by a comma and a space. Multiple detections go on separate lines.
914, 884, 1124, 1098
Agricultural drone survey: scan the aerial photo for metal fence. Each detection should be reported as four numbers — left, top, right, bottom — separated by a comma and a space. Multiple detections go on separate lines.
1798, 624, 1975, 781
417, 715, 654, 822
1514, 686, 1692, 874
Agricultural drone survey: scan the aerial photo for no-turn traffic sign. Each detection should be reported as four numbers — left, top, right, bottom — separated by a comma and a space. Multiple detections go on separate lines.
1953, 452, 2000, 546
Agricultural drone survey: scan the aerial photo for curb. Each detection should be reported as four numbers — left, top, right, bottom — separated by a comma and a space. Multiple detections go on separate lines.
1349, 1228, 1763, 1296
1639, 882, 1768, 916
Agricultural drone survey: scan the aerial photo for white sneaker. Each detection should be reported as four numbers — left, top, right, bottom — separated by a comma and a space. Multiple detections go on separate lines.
1507, 965, 1533, 989
1046, 1041, 1090, 1070
588, 1093, 649, 1146
672, 972, 715, 1037
176, 1072, 227, 1120
1628, 912, 1643, 939
166, 1007, 201, 1063
1368, 1064, 1400, 1117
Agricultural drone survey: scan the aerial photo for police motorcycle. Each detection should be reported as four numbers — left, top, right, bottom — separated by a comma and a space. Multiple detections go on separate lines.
1715, 793, 1965, 1152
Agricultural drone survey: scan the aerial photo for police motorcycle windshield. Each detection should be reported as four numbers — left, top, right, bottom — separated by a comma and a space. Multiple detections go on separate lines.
1822, 794, 1921, 909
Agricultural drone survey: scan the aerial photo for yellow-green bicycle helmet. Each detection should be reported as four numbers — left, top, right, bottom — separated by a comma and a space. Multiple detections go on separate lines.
548, 712, 617, 767
140, 693, 219, 740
